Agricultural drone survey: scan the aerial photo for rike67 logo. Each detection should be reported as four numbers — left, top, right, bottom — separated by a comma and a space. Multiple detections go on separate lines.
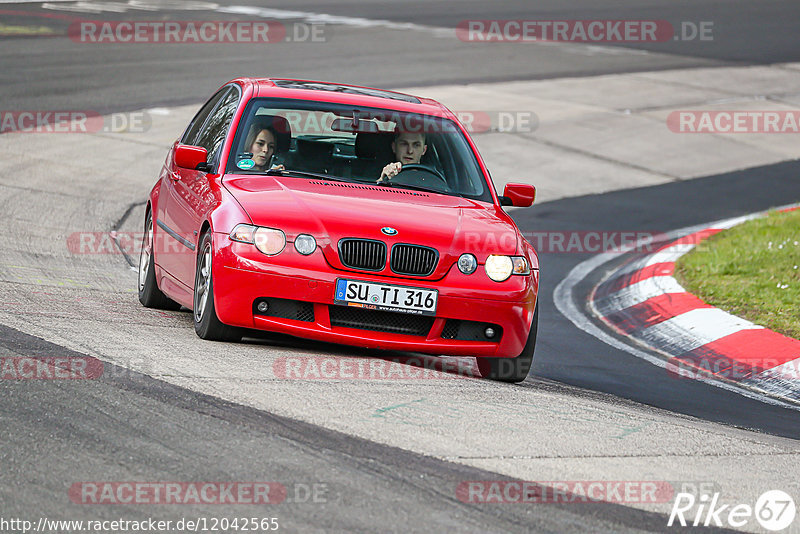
669, 490, 796, 531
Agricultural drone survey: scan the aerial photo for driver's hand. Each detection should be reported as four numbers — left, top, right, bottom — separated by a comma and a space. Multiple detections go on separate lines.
377, 162, 402, 184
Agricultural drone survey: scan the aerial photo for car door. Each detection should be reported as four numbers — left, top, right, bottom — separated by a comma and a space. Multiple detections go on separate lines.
157, 85, 240, 287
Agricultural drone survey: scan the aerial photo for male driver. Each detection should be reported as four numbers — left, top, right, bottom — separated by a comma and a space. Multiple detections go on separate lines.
377, 131, 427, 183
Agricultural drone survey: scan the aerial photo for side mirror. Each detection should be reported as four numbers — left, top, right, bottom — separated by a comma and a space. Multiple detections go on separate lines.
500, 183, 536, 207
175, 144, 209, 171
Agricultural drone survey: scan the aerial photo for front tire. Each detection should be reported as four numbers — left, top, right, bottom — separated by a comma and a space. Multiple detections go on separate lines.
193, 232, 242, 342
138, 210, 181, 310
477, 304, 538, 383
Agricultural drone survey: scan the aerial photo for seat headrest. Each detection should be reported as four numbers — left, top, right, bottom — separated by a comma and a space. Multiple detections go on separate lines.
355, 132, 393, 159
296, 138, 333, 157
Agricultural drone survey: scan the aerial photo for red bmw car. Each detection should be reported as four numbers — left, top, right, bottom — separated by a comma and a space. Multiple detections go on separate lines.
138, 78, 539, 382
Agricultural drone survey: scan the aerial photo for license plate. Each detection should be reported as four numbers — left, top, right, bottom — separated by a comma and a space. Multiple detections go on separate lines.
334, 279, 438, 316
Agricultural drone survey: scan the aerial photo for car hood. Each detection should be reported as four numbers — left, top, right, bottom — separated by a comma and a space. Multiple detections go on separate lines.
223, 175, 520, 278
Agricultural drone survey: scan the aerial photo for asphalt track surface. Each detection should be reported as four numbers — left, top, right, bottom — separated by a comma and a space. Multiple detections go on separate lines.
2, 1, 800, 532
1, 324, 740, 533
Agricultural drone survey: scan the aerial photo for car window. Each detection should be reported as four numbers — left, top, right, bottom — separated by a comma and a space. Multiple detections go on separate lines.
182, 88, 228, 146
193, 86, 240, 162
225, 99, 492, 202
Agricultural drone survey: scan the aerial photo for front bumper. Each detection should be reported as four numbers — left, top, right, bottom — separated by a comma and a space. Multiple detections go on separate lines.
211, 234, 538, 357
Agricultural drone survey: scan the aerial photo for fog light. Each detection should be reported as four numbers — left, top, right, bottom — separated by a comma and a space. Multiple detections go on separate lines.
257, 301, 269, 313
484, 327, 496, 339
294, 234, 317, 255
458, 253, 478, 275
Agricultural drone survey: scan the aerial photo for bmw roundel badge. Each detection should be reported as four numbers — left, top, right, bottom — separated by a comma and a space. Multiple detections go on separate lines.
381, 227, 398, 236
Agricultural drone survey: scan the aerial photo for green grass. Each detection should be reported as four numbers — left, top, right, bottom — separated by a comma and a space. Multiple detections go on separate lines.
674, 208, 800, 340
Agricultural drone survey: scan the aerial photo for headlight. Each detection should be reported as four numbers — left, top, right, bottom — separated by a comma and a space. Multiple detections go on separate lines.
485, 255, 513, 282
253, 227, 286, 256
484, 255, 530, 281
458, 253, 477, 275
294, 234, 317, 255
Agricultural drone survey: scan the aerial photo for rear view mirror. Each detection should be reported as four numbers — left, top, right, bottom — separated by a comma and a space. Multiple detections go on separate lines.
500, 183, 536, 207
331, 118, 379, 133
175, 144, 209, 171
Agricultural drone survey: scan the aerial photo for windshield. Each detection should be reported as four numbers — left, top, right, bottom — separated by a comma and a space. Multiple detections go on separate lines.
225, 98, 492, 202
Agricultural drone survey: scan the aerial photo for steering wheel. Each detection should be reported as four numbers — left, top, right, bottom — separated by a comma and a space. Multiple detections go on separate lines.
395, 164, 448, 186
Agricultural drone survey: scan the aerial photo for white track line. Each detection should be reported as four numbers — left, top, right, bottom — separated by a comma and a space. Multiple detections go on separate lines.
609, 242, 698, 278
643, 243, 698, 266
594, 276, 686, 316
638, 308, 762, 353
217, 5, 455, 38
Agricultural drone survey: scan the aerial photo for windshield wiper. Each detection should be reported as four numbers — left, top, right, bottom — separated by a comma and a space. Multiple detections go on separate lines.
265, 168, 351, 183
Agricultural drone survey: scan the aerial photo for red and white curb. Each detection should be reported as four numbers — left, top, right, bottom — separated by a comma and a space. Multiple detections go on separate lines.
555, 204, 800, 409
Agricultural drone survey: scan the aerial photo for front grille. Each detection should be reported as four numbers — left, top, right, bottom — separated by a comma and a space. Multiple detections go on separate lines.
330, 305, 434, 336
253, 298, 315, 322
441, 319, 502, 342
441, 320, 461, 339
390, 244, 438, 276
339, 239, 386, 271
